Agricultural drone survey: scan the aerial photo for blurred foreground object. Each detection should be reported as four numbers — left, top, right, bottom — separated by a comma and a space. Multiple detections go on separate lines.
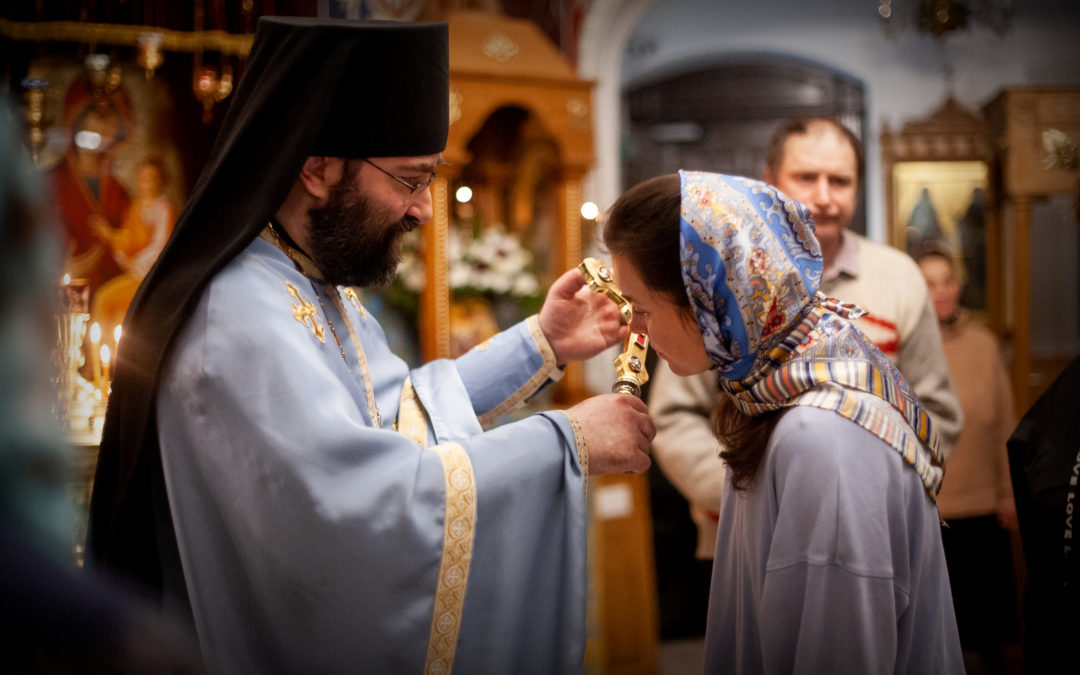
0, 95, 202, 674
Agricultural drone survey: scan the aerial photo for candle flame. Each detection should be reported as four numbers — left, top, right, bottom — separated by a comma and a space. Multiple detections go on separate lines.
62, 273, 71, 285
114, 324, 123, 344
90, 322, 102, 344
100, 344, 111, 365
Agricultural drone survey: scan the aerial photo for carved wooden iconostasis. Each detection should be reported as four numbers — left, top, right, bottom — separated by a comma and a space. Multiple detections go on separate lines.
983, 86, 1080, 411
883, 89, 1080, 413
421, 11, 594, 389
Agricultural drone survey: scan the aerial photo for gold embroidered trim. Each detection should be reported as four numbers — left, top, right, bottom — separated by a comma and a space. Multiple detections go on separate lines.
529, 314, 559, 376
397, 377, 428, 449
561, 410, 589, 501
342, 287, 367, 320
285, 281, 325, 343
424, 443, 476, 675
260, 227, 323, 278
323, 287, 382, 428
0, 19, 254, 56
477, 315, 559, 428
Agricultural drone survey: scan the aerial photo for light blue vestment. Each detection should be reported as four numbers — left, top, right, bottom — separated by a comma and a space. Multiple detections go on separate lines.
157, 233, 587, 673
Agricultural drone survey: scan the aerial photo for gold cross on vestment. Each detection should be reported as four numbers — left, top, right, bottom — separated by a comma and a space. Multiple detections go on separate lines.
285, 281, 325, 343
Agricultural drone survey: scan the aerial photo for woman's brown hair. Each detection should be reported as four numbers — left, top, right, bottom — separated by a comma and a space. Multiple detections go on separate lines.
711, 395, 783, 490
602, 173, 686, 309
602, 173, 784, 489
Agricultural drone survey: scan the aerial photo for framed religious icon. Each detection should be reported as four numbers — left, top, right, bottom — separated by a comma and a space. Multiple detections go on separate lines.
25, 53, 191, 560
890, 160, 991, 310
29, 54, 187, 338
881, 98, 999, 325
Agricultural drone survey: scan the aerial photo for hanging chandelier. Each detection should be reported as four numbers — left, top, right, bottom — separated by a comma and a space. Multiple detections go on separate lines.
878, 0, 1013, 39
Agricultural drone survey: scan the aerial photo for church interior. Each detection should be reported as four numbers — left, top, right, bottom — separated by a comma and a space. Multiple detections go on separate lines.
3, 0, 1079, 672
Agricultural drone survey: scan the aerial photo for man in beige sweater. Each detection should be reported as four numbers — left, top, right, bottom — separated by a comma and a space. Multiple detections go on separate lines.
649, 118, 963, 558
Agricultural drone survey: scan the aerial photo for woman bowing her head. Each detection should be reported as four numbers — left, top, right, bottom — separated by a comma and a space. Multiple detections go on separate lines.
604, 171, 964, 674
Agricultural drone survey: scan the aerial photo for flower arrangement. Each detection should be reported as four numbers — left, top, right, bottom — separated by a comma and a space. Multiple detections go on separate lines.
389, 223, 544, 319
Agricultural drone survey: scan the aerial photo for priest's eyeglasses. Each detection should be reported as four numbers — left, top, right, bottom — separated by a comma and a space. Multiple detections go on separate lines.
363, 159, 438, 198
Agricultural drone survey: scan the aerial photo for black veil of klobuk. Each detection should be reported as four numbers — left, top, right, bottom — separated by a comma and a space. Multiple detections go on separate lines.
87, 16, 449, 597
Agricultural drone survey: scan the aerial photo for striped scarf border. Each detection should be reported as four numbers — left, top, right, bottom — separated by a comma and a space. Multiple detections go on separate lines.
724, 297, 944, 499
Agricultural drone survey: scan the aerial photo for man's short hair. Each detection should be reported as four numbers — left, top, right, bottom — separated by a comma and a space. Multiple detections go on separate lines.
765, 117, 865, 184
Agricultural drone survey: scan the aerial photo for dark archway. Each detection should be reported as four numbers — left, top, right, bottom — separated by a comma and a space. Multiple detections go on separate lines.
623, 54, 867, 233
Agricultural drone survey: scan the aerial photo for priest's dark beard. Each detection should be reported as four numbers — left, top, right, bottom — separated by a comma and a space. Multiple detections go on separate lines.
307, 162, 420, 288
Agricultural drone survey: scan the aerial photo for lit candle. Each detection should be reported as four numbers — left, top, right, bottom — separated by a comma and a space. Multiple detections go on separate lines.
89, 322, 102, 389
62, 273, 71, 285
114, 324, 122, 355
100, 344, 111, 392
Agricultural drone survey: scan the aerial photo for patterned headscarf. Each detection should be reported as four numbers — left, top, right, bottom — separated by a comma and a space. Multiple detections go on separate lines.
679, 171, 944, 498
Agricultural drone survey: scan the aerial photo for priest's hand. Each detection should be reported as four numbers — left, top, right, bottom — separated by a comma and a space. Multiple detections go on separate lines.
539, 268, 625, 367
566, 393, 654, 475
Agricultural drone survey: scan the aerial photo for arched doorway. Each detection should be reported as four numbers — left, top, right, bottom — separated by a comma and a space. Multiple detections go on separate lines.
623, 55, 867, 233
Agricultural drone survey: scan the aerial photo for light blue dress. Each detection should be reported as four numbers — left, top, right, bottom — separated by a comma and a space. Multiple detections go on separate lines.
157, 233, 587, 673
705, 405, 964, 674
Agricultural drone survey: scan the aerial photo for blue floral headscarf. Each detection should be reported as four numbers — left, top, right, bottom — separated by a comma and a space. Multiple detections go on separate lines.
679, 171, 944, 498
